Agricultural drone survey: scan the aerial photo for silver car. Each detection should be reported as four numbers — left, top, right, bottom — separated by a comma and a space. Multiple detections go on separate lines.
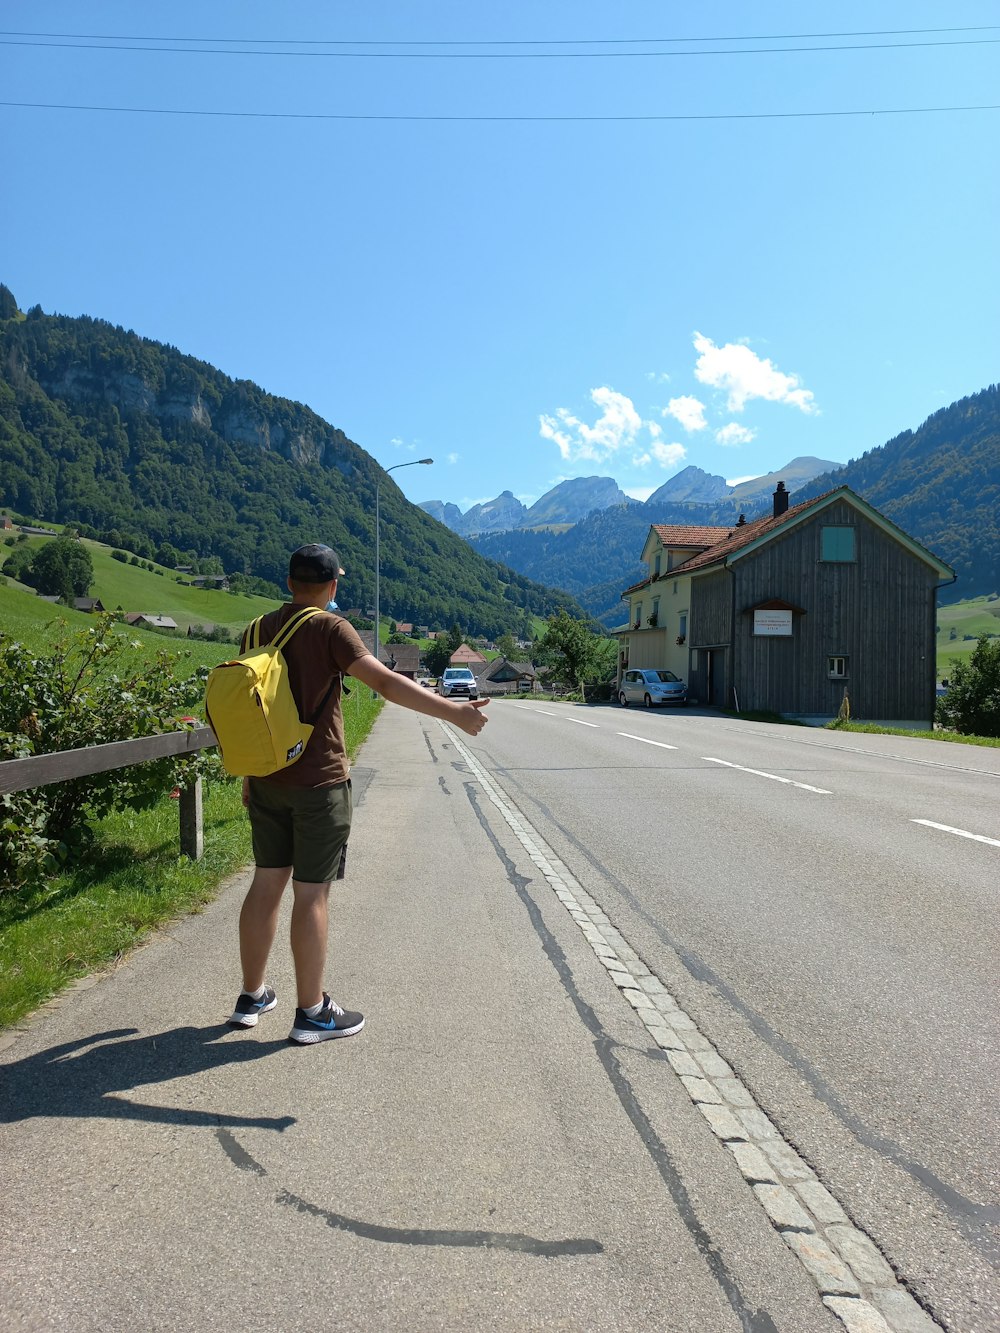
618, 668, 687, 708
438, 667, 479, 699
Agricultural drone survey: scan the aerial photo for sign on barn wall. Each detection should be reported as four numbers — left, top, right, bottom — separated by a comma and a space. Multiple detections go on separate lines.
753, 609, 793, 636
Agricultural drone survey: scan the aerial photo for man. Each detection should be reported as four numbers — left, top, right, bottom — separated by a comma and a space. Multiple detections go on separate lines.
229, 543, 488, 1045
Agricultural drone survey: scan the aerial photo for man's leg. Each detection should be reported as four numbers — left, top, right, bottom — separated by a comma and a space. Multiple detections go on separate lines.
289, 879, 331, 1010
238, 865, 291, 993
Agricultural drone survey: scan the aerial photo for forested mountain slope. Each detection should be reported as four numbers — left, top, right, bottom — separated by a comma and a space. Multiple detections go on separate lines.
0, 291, 586, 636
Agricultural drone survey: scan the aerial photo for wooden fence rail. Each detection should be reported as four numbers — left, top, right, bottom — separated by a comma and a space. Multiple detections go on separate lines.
0, 725, 219, 860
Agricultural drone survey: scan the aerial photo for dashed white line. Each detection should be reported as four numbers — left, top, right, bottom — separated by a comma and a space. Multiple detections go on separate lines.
702, 756, 832, 795
617, 733, 678, 750
565, 717, 599, 728
911, 819, 1000, 848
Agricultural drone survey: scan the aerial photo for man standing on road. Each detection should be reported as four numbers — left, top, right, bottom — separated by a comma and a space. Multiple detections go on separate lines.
228, 543, 488, 1045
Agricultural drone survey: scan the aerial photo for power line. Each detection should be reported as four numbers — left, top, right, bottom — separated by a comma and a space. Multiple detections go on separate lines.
2, 35, 999, 59
1, 25, 998, 46
2, 99, 997, 123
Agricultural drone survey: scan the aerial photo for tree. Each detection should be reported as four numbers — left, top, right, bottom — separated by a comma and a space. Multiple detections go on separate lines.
424, 624, 464, 677
536, 611, 616, 689
28, 538, 95, 601
936, 634, 1000, 737
496, 632, 518, 660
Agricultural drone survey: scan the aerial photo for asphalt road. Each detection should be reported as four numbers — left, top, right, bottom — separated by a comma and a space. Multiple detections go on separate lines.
1, 701, 997, 1332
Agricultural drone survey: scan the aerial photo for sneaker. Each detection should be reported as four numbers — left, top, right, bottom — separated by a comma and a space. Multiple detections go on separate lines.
228, 986, 277, 1027
288, 993, 365, 1044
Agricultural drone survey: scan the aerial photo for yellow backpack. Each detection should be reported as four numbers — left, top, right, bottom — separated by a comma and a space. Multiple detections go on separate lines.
204, 607, 337, 777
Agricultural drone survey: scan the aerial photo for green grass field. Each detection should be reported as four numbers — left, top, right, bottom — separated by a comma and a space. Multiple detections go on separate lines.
936, 595, 1000, 676
2, 531, 279, 634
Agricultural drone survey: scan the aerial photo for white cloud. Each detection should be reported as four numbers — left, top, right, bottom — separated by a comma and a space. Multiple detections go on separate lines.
390, 436, 418, 453
651, 441, 686, 468
715, 422, 757, 447
447, 452, 460, 464
663, 395, 707, 432
539, 386, 646, 464
624, 485, 657, 501
645, 370, 672, 384
726, 473, 761, 486
693, 332, 817, 414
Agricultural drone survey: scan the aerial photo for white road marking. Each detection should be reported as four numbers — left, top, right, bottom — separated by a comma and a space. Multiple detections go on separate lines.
565, 718, 599, 728
702, 756, 832, 795
617, 733, 678, 750
440, 721, 913, 1331
911, 819, 1000, 848
526, 709, 558, 716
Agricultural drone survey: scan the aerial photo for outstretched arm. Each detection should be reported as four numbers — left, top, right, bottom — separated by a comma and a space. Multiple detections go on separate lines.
347, 654, 489, 737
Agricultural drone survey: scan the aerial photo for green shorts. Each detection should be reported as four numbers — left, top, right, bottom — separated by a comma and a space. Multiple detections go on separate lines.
247, 779, 352, 884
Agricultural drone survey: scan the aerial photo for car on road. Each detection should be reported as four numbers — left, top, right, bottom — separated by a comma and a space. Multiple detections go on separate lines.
618, 668, 687, 708
437, 667, 479, 699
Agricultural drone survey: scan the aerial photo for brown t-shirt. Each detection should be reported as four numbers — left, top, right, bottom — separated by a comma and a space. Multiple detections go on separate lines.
243, 606, 370, 788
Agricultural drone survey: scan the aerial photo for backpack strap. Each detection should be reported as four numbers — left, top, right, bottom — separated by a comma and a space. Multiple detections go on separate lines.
257, 606, 343, 724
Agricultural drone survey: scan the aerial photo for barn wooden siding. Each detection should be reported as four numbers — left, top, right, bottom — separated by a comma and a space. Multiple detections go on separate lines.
688, 568, 732, 706
729, 499, 940, 722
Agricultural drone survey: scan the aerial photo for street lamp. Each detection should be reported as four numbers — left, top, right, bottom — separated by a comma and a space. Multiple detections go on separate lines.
375, 457, 433, 664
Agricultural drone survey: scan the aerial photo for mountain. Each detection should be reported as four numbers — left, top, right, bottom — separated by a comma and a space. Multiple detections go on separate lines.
523, 476, 634, 526
456, 490, 528, 535
727, 456, 845, 502
470, 390, 999, 625
0, 287, 589, 637
646, 466, 730, 505
419, 475, 634, 536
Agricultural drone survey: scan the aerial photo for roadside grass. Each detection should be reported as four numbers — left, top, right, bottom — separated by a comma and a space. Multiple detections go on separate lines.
826, 720, 1000, 748
0, 679, 384, 1031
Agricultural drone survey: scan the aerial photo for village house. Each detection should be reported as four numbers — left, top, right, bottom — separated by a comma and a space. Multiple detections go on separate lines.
449, 642, 487, 668
358, 631, 421, 679
124, 613, 179, 630
615, 483, 953, 728
475, 657, 537, 696
71, 597, 107, 613
189, 574, 230, 590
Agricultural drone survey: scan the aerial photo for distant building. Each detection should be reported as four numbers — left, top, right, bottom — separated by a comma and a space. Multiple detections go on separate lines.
71, 597, 107, 613
124, 613, 179, 630
189, 574, 230, 590
358, 631, 420, 678
450, 643, 487, 667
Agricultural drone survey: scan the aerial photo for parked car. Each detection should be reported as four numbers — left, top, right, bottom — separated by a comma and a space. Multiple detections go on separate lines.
438, 667, 479, 699
618, 668, 687, 708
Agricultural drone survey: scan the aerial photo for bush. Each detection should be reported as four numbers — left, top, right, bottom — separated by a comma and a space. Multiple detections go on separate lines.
936, 634, 1000, 737
0, 616, 220, 891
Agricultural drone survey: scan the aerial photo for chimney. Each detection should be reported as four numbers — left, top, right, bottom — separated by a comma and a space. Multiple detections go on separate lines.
773, 481, 789, 518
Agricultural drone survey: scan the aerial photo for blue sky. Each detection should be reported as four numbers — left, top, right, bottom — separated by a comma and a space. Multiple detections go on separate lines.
3, 2, 998, 510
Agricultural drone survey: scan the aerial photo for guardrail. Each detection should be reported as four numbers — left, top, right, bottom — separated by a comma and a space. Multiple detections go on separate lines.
0, 726, 219, 860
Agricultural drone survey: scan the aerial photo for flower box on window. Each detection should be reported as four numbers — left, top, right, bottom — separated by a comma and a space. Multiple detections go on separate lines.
676, 634, 686, 645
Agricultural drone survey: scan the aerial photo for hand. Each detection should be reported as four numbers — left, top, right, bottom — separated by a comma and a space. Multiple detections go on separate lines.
242, 777, 251, 808
453, 698, 489, 736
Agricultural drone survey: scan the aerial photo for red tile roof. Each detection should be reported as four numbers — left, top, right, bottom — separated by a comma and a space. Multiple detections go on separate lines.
651, 525, 731, 547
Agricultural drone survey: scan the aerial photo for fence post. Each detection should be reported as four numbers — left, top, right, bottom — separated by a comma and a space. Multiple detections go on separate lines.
179, 777, 204, 860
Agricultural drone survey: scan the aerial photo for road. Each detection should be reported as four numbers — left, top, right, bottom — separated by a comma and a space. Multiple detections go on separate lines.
1, 701, 997, 1332
470, 701, 1000, 1330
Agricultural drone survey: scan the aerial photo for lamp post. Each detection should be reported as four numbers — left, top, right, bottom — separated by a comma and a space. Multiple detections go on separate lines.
375, 457, 432, 664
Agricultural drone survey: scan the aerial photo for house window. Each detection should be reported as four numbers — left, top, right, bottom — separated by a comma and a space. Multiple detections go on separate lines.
634, 602, 642, 627
828, 655, 849, 679
821, 526, 856, 562
673, 580, 678, 594
651, 596, 660, 624
679, 612, 688, 639
654, 552, 661, 576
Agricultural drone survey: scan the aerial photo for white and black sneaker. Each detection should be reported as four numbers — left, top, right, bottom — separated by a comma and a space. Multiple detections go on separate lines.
228, 987, 278, 1027
288, 994, 365, 1045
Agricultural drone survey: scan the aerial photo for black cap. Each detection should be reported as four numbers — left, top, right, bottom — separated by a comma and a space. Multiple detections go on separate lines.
288, 544, 345, 583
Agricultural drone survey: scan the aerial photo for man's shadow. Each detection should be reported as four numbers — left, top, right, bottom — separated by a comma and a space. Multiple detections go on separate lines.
0, 1026, 295, 1131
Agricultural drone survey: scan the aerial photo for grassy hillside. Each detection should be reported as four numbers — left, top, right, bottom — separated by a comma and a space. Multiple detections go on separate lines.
937, 594, 1000, 675
3, 530, 278, 634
